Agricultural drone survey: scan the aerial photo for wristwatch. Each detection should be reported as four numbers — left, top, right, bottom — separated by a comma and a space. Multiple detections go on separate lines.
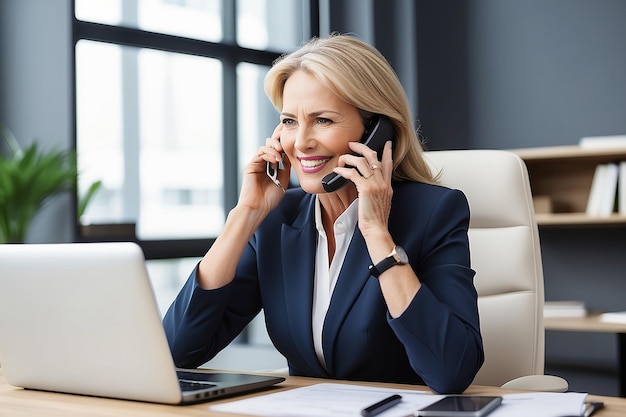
369, 246, 408, 278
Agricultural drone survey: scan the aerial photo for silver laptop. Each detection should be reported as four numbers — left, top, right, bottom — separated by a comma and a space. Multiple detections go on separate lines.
0, 242, 284, 404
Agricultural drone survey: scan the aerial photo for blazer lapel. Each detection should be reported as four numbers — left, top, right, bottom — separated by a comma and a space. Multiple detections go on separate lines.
321, 227, 372, 373
280, 198, 329, 376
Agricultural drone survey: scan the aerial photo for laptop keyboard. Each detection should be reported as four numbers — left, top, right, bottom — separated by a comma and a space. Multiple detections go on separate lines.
176, 370, 218, 392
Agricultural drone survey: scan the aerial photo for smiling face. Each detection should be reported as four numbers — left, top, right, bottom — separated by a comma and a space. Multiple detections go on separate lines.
279, 70, 365, 194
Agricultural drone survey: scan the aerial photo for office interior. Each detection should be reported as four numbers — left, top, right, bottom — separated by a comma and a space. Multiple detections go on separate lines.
1, 0, 626, 397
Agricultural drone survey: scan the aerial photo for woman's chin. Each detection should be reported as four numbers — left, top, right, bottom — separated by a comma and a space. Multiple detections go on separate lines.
297, 178, 327, 195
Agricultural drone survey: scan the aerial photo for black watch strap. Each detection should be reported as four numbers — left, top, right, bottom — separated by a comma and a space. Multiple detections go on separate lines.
368, 246, 408, 278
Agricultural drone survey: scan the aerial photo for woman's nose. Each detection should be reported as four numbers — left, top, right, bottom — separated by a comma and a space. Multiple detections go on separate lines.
293, 125, 314, 151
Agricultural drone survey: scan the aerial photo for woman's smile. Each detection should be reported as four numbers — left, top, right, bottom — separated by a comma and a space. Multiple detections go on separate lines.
298, 156, 332, 173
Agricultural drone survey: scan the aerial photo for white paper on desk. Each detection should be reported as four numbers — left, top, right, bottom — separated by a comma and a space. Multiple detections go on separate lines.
210, 382, 589, 417
489, 392, 588, 417
210, 382, 436, 417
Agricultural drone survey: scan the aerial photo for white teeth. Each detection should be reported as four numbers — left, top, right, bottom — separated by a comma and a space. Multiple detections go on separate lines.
300, 159, 329, 168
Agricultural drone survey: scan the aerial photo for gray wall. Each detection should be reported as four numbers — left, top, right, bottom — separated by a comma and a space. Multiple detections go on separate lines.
0, 0, 74, 243
468, 1, 626, 149
417, 0, 626, 150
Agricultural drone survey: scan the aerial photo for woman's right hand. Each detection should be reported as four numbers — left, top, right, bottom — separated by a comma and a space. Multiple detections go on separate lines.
237, 124, 290, 215
197, 124, 289, 290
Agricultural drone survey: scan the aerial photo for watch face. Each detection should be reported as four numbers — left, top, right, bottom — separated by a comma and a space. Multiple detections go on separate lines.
395, 246, 409, 264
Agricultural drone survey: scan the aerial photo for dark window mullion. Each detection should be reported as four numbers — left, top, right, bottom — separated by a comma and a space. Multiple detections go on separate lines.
74, 20, 278, 66
222, 0, 236, 44
222, 0, 239, 212
222, 58, 239, 213
308, 0, 320, 38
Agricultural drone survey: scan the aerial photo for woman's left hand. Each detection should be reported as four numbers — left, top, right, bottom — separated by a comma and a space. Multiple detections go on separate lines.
336, 140, 421, 318
333, 140, 394, 239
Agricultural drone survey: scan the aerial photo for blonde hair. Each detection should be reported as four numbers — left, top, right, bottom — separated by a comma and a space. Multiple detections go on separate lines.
264, 34, 436, 184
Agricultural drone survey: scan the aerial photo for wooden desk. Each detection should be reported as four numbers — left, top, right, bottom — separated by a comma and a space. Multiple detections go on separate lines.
545, 314, 626, 397
1, 369, 625, 417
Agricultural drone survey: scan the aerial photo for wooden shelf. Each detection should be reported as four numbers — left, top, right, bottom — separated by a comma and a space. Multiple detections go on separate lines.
545, 313, 626, 334
511, 145, 626, 227
535, 212, 626, 227
513, 145, 626, 161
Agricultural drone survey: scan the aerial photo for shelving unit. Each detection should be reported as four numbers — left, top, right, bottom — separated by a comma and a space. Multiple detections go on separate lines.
544, 314, 626, 397
512, 146, 626, 395
511, 145, 626, 227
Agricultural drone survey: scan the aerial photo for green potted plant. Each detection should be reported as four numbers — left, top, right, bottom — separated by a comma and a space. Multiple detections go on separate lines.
0, 124, 101, 243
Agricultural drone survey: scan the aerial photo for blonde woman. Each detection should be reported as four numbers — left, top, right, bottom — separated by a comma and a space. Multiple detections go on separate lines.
164, 34, 483, 394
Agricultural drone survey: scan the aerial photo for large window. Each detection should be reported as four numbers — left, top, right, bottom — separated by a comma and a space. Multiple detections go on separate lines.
73, 0, 315, 258
76, 42, 224, 239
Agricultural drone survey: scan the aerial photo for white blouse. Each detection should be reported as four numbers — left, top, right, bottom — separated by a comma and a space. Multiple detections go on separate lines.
311, 196, 359, 369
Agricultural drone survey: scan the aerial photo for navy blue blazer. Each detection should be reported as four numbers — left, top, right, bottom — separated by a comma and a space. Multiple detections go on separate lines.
163, 181, 484, 394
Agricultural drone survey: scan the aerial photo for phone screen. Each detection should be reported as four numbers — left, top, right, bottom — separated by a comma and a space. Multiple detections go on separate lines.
416, 396, 502, 417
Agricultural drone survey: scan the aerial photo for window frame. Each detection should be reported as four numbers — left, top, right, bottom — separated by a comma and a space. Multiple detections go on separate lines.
71, 0, 318, 259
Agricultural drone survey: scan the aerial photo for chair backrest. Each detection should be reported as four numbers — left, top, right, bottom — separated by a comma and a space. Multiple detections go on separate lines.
424, 149, 544, 386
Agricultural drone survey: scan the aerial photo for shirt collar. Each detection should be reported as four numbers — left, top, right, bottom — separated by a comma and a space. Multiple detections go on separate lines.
314, 195, 359, 236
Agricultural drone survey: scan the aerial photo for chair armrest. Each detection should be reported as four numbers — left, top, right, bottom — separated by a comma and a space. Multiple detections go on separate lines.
500, 375, 569, 392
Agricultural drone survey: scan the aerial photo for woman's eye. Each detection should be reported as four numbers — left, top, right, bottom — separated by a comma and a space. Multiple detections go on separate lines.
316, 117, 332, 125
281, 118, 296, 126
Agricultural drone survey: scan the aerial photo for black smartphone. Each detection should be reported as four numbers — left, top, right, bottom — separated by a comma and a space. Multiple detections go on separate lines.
266, 151, 285, 188
321, 114, 394, 192
414, 396, 502, 417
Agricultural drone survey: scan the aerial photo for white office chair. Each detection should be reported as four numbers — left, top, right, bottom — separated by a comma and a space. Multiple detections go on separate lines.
424, 149, 568, 392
